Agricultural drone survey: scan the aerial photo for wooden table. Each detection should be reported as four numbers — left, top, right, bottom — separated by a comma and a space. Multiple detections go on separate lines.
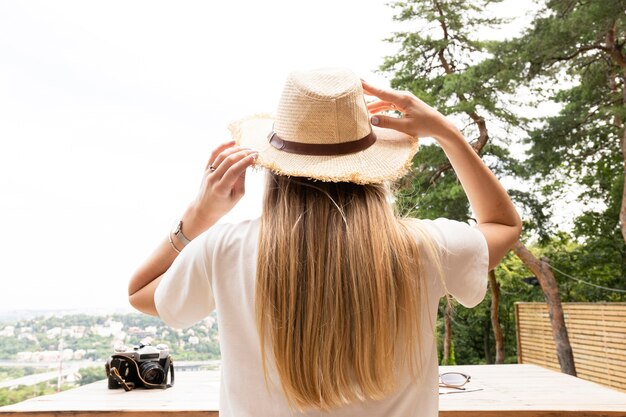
1, 364, 625, 416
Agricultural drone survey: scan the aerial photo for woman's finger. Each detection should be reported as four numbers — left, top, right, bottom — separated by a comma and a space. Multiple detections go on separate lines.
230, 158, 250, 199
361, 80, 398, 101
210, 146, 249, 173
210, 149, 255, 180
362, 80, 413, 109
370, 114, 416, 137
206, 141, 236, 170
367, 101, 398, 114
214, 151, 257, 194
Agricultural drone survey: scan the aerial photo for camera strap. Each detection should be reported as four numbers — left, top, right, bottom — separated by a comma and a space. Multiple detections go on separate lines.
109, 366, 134, 392
163, 356, 175, 388
109, 354, 175, 391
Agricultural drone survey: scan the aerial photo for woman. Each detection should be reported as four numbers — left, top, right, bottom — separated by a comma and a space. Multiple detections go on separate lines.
128, 68, 521, 416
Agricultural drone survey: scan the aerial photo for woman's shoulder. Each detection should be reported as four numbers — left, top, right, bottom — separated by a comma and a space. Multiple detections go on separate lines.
403, 217, 489, 307
194, 217, 261, 251
401, 217, 488, 268
208, 217, 261, 235
402, 217, 482, 246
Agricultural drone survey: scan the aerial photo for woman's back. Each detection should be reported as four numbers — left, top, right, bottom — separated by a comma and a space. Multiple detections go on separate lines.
155, 211, 489, 416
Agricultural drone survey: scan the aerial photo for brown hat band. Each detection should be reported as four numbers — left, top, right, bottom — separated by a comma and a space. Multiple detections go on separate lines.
268, 130, 377, 156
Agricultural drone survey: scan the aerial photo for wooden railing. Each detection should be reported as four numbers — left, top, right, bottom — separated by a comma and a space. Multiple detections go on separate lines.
515, 302, 626, 392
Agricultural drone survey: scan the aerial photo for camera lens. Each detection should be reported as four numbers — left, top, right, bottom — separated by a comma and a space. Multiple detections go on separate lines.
139, 361, 165, 385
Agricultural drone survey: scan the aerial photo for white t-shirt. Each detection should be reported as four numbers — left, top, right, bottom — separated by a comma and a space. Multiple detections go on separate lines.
155, 217, 488, 417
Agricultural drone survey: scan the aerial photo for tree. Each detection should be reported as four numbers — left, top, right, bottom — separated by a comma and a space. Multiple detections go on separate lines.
382, 0, 516, 366
381, 0, 577, 371
496, 0, 626, 288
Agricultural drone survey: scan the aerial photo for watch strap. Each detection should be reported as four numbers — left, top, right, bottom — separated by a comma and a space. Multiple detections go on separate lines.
173, 220, 192, 246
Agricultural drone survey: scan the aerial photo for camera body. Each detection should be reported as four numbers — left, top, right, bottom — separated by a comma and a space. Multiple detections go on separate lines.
106, 343, 174, 391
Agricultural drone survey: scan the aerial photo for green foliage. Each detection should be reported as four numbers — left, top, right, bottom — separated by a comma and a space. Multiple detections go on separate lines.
502, 0, 626, 227
0, 380, 68, 407
0, 338, 33, 357
0, 367, 48, 382
78, 367, 106, 385
515, 0, 626, 78
383, 0, 535, 228
497, 0, 626, 298
395, 143, 470, 221
537, 232, 626, 302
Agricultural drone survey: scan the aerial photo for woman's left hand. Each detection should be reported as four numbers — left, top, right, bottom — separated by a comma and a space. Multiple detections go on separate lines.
184, 141, 257, 239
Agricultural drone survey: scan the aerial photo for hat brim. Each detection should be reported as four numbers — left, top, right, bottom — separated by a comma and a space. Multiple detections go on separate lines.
229, 114, 419, 184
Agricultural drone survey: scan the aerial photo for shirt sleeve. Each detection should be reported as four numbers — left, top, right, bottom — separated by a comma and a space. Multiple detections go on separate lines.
419, 218, 489, 308
154, 229, 216, 329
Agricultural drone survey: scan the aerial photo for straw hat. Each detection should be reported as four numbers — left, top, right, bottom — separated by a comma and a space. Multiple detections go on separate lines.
230, 68, 418, 184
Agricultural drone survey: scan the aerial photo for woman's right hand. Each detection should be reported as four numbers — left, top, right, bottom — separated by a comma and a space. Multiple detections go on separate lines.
362, 80, 457, 141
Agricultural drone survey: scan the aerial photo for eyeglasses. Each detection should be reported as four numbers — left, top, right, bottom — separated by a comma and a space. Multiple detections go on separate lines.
439, 372, 471, 389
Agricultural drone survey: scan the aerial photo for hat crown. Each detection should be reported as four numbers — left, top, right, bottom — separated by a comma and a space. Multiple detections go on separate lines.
274, 68, 371, 145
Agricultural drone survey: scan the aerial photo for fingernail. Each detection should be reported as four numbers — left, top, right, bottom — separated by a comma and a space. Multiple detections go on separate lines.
371, 116, 379, 126
250, 152, 258, 160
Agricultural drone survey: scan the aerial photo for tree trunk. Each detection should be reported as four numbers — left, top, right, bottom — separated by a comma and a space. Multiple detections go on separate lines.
619, 122, 626, 244
512, 241, 577, 376
488, 270, 505, 364
442, 303, 453, 365
618, 66, 626, 244
483, 318, 493, 364
605, 25, 626, 244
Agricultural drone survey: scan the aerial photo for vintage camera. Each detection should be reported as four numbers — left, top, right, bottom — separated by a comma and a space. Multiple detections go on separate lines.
105, 343, 174, 391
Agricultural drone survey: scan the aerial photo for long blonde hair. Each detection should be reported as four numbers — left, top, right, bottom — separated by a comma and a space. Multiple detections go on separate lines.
255, 173, 441, 410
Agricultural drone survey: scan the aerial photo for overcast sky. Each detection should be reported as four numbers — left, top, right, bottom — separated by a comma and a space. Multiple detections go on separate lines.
0, 0, 540, 312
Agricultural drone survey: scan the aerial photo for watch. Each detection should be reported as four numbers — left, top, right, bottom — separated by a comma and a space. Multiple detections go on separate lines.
171, 220, 191, 247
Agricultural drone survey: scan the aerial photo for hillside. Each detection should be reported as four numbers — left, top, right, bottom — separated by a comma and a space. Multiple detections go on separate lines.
0, 312, 220, 363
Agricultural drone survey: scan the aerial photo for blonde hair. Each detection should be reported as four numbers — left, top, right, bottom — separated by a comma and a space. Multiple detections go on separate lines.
255, 173, 442, 410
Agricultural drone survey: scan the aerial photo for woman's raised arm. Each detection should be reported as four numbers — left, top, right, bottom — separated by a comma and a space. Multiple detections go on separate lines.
363, 80, 522, 270
128, 142, 257, 315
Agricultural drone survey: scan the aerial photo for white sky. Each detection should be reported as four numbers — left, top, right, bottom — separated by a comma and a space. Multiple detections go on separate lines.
0, 0, 540, 312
